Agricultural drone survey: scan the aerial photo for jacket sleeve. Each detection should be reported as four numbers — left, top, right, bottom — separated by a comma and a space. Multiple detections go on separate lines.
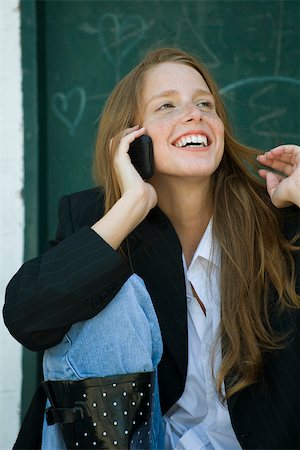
3, 195, 133, 351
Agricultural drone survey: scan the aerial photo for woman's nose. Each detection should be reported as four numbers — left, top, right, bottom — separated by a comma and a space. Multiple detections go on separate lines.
182, 103, 202, 122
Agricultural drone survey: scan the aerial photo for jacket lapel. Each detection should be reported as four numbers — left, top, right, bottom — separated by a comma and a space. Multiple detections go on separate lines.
128, 206, 188, 381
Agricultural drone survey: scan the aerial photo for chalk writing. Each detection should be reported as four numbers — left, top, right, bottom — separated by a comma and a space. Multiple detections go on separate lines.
221, 76, 300, 141
220, 76, 300, 95
52, 87, 86, 136
219, 12, 275, 63
250, 83, 300, 140
181, 3, 220, 69
98, 13, 151, 82
274, 0, 284, 75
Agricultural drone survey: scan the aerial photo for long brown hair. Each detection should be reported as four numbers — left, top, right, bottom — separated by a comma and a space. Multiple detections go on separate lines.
93, 47, 300, 401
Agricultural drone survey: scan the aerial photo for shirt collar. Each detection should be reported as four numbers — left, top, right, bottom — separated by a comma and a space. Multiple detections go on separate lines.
187, 218, 221, 270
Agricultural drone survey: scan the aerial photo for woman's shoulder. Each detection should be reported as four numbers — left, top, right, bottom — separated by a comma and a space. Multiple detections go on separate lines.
59, 186, 105, 229
63, 186, 104, 205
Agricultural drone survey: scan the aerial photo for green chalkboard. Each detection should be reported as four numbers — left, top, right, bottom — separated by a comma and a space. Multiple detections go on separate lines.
35, 0, 300, 240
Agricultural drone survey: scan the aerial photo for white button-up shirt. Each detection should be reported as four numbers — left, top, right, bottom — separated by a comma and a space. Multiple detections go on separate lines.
164, 220, 242, 450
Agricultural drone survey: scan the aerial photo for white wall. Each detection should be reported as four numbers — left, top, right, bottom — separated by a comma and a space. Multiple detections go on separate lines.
0, 1, 24, 449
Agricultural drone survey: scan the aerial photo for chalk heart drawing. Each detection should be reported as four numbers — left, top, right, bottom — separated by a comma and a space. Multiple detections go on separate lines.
98, 13, 147, 67
52, 87, 86, 136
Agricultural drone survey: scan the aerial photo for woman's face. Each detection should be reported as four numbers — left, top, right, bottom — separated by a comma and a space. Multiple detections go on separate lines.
140, 62, 225, 181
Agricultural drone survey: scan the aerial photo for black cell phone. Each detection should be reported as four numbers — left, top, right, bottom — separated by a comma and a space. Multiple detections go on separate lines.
128, 135, 154, 180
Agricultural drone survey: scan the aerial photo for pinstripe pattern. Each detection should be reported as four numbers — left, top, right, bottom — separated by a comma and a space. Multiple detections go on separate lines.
4, 189, 300, 449
4, 189, 132, 350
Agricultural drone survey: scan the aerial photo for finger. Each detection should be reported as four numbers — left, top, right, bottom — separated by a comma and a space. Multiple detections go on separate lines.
257, 158, 294, 176
257, 169, 267, 180
121, 126, 146, 152
264, 171, 281, 197
118, 126, 145, 147
258, 169, 285, 182
109, 125, 139, 148
258, 152, 294, 163
110, 126, 145, 155
269, 144, 300, 152
110, 125, 140, 148
258, 170, 294, 208
257, 154, 294, 170
266, 144, 300, 158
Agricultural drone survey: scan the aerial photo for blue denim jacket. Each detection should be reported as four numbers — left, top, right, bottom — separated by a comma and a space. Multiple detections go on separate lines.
42, 274, 165, 449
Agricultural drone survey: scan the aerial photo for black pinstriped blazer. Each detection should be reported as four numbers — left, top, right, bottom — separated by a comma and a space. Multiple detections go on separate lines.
4, 187, 300, 449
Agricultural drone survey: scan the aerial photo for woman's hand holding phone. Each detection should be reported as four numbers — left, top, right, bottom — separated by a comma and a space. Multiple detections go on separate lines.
91, 126, 157, 249
113, 125, 157, 207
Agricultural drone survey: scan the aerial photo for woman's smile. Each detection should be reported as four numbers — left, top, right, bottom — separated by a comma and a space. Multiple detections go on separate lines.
173, 132, 209, 149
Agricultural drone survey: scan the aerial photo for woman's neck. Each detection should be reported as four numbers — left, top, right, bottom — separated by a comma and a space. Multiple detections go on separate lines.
152, 176, 213, 266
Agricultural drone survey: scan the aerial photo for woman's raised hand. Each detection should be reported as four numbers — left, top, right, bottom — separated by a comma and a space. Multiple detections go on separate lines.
257, 144, 300, 208
111, 125, 157, 209
91, 126, 157, 249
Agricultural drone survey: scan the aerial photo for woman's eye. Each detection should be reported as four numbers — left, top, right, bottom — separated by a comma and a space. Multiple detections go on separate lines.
157, 103, 175, 111
196, 101, 214, 110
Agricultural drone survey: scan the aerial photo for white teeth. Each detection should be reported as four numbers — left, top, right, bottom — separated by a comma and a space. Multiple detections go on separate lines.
175, 134, 208, 148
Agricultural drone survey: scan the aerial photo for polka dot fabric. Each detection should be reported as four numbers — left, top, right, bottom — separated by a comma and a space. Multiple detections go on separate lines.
43, 372, 154, 449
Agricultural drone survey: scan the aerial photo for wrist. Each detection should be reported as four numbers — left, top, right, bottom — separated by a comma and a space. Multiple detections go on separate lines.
121, 186, 155, 216
91, 187, 154, 250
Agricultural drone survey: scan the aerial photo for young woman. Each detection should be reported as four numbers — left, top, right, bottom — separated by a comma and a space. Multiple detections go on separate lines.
4, 48, 300, 450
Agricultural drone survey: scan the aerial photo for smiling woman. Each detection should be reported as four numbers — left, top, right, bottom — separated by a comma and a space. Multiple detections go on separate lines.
140, 63, 224, 184
4, 48, 300, 450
